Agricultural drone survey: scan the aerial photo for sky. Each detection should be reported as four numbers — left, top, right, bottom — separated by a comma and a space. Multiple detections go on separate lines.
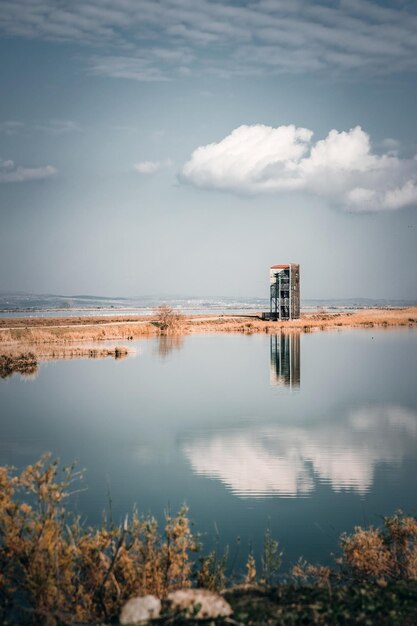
0, 0, 417, 300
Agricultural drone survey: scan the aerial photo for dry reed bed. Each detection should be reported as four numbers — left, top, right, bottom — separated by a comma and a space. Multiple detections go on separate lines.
0, 314, 152, 328
2, 344, 130, 361
0, 345, 131, 379
0, 308, 416, 349
188, 307, 417, 334
0, 321, 157, 346
0, 352, 38, 379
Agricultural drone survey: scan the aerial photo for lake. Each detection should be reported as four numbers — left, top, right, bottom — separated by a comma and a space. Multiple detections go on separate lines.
1, 328, 417, 572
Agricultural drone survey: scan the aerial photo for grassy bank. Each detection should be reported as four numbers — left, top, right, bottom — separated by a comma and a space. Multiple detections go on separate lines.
0, 307, 416, 349
0, 319, 156, 345
189, 306, 417, 334
0, 346, 130, 378
0, 352, 38, 379
1, 457, 417, 625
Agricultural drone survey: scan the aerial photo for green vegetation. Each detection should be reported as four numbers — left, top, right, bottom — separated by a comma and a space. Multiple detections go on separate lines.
0, 456, 416, 625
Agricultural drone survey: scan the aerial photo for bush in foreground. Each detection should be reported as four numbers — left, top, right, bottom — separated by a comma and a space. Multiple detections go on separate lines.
0, 456, 198, 624
1, 456, 417, 625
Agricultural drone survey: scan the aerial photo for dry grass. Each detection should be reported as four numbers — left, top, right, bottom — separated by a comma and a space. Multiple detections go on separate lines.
0, 309, 416, 355
0, 455, 198, 625
2, 343, 129, 360
188, 307, 417, 335
293, 511, 417, 586
0, 321, 156, 347
0, 352, 38, 379
0, 315, 156, 329
0, 345, 130, 378
1, 457, 417, 625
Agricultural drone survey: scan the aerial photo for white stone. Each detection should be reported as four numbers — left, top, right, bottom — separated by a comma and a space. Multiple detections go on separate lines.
119, 595, 162, 625
166, 589, 233, 619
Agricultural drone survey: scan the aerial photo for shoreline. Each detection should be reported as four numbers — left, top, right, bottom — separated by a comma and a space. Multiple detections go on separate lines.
1, 455, 417, 625
0, 308, 416, 375
0, 307, 416, 346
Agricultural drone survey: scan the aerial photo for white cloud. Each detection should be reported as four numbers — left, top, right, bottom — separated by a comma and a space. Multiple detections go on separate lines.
183, 405, 417, 497
181, 124, 417, 212
0, 1, 417, 79
0, 159, 57, 183
133, 159, 172, 175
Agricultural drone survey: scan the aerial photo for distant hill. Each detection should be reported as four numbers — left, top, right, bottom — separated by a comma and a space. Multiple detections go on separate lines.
303, 298, 417, 308
0, 292, 415, 313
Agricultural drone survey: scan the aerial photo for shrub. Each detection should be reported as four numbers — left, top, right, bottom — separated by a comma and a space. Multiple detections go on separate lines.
0, 456, 198, 624
293, 511, 417, 586
154, 306, 184, 334
341, 513, 417, 581
3, 456, 416, 625
0, 352, 38, 378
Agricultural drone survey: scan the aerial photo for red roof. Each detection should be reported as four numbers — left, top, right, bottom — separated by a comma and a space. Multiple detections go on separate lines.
270, 264, 290, 269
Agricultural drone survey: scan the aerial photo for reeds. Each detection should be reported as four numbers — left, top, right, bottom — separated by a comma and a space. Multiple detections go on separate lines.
0, 456, 199, 624
0, 346, 130, 378
1, 308, 416, 351
188, 307, 417, 335
1, 456, 417, 626
0, 322, 156, 346
0, 351, 38, 378
293, 511, 417, 586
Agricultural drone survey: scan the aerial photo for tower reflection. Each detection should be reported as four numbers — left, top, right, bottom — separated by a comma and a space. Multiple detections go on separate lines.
270, 333, 300, 388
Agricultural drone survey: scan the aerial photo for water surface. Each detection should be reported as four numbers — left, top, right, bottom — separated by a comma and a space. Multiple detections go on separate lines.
1, 329, 416, 570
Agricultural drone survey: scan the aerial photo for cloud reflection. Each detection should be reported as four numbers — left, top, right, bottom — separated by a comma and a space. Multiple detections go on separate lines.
183, 406, 417, 498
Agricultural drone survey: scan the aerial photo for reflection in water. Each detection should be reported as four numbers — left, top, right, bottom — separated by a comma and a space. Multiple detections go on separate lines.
270, 334, 300, 388
0, 353, 38, 379
183, 405, 417, 498
156, 335, 184, 358
0, 346, 131, 380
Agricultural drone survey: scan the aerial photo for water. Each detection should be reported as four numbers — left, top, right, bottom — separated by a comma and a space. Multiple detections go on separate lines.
1, 329, 417, 571
0, 293, 269, 317
0, 307, 263, 319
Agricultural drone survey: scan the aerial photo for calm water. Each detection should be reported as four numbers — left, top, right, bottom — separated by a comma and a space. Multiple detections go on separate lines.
1, 329, 417, 571
0, 307, 263, 318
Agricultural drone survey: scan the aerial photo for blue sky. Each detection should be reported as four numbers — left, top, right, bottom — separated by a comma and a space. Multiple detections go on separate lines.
0, 0, 416, 299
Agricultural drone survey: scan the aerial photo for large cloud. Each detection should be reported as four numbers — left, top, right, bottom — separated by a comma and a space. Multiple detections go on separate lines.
0, 159, 56, 183
181, 124, 417, 211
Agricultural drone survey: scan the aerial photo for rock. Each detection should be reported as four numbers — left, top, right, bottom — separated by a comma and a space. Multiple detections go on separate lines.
166, 589, 233, 619
119, 595, 162, 624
